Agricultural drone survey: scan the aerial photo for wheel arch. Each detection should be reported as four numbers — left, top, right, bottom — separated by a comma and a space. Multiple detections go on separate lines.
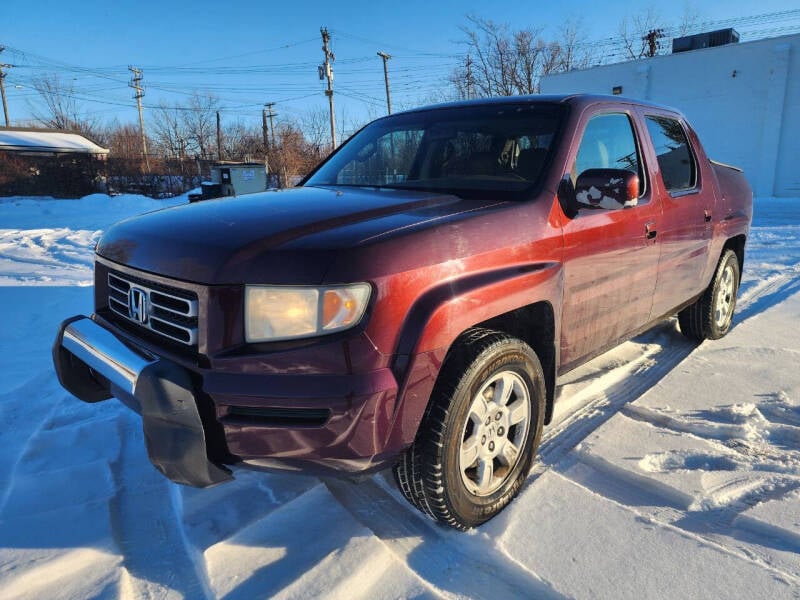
468, 303, 557, 425
723, 234, 746, 275
384, 263, 563, 455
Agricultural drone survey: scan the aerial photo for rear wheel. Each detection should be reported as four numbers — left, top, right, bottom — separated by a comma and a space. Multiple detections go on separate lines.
679, 249, 740, 341
393, 328, 545, 530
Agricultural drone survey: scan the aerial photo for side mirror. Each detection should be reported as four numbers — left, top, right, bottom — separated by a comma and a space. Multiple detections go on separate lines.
557, 175, 579, 219
574, 169, 639, 211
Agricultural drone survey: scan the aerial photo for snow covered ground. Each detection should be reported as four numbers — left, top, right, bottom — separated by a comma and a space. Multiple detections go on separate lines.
0, 193, 798, 599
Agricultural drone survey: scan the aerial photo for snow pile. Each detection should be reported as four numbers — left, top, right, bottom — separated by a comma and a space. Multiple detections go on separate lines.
0, 195, 184, 286
0, 193, 799, 599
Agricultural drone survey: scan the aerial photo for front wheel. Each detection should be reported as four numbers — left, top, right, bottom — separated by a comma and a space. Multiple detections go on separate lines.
393, 328, 545, 530
679, 249, 740, 341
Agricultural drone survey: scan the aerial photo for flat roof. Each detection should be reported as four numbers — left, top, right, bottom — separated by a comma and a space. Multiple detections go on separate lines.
0, 128, 109, 155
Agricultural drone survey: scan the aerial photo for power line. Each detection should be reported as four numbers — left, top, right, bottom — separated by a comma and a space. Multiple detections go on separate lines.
4, 7, 800, 132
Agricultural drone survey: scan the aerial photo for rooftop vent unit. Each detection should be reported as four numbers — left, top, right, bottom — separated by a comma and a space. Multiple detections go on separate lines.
672, 28, 740, 54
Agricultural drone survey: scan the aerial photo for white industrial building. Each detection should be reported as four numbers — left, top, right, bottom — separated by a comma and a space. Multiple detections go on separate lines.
540, 32, 800, 197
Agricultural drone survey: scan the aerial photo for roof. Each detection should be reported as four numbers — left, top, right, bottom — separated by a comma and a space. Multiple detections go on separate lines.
389, 93, 678, 117
0, 128, 109, 155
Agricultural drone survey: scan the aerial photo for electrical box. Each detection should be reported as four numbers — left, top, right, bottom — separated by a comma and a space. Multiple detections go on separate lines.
205, 162, 269, 198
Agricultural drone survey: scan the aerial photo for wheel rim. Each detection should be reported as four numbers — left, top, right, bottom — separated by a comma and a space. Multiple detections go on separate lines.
714, 264, 736, 329
459, 370, 530, 497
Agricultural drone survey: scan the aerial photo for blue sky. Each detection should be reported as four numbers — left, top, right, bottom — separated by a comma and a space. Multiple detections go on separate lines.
2, 0, 799, 134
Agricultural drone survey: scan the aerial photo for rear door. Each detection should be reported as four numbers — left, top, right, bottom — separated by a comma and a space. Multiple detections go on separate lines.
560, 108, 662, 370
640, 110, 716, 320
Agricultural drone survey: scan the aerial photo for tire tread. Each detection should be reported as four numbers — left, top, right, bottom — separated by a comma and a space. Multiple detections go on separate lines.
679, 249, 739, 341
393, 327, 543, 530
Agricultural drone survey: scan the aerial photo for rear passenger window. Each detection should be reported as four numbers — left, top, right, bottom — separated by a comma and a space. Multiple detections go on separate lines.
645, 116, 697, 193
573, 113, 644, 196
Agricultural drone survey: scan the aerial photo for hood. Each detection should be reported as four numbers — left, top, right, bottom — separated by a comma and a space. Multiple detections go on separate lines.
96, 186, 505, 285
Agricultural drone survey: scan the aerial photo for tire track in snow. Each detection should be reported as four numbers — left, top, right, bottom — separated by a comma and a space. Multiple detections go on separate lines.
608, 391, 800, 565
533, 260, 800, 480
323, 476, 566, 600
543, 270, 800, 583
535, 324, 695, 475
0, 377, 67, 513
108, 412, 213, 600
736, 261, 800, 323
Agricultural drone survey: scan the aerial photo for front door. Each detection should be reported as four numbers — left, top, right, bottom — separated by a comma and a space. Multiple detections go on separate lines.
560, 111, 662, 370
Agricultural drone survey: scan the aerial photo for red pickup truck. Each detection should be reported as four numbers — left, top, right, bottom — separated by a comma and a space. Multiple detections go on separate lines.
54, 94, 752, 529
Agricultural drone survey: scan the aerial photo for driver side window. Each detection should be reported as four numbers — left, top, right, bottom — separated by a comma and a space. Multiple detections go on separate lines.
572, 113, 644, 203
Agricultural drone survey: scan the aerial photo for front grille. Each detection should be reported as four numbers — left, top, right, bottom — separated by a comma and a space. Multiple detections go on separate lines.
107, 271, 199, 346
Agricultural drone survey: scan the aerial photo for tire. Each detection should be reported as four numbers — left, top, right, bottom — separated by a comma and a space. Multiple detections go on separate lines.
679, 249, 740, 341
393, 328, 545, 530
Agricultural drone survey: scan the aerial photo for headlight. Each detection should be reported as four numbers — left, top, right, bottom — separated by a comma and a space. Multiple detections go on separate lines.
245, 283, 371, 342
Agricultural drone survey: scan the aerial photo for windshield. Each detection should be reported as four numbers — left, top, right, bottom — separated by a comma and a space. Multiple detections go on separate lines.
305, 103, 565, 200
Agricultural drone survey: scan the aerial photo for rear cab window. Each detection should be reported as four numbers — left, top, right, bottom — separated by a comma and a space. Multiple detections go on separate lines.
644, 116, 698, 195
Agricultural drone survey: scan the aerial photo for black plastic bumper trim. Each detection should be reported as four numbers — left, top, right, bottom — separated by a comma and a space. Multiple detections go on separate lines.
53, 315, 233, 488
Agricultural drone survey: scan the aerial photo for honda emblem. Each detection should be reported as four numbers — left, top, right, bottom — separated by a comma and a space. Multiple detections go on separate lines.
128, 287, 148, 324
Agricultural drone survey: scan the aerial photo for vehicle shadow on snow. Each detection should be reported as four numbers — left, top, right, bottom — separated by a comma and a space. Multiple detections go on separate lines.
537, 322, 697, 467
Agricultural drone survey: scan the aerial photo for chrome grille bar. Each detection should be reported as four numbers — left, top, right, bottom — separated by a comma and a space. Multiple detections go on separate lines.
107, 272, 199, 346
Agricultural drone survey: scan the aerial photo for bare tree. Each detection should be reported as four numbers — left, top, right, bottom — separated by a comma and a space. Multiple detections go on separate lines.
450, 15, 597, 99
300, 107, 332, 158
222, 120, 262, 162
510, 28, 545, 94
618, 7, 666, 59
106, 121, 146, 159
29, 74, 101, 140
558, 18, 593, 71
677, 3, 703, 36
151, 103, 186, 158
455, 16, 529, 97
617, 5, 702, 60
181, 93, 220, 159
264, 120, 323, 187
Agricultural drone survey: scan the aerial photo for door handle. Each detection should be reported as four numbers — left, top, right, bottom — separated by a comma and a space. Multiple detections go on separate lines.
704, 210, 712, 223
645, 222, 657, 240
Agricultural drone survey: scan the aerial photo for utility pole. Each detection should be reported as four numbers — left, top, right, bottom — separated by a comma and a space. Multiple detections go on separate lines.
376, 51, 392, 114
465, 54, 473, 100
216, 110, 222, 161
128, 66, 149, 172
265, 102, 276, 147
642, 29, 665, 58
261, 106, 269, 153
0, 46, 10, 126
320, 27, 336, 150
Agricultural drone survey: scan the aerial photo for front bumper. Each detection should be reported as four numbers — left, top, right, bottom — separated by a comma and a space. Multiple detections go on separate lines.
53, 316, 233, 487
53, 315, 405, 487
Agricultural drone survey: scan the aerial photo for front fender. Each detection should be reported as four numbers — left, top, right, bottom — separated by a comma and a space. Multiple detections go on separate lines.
384, 261, 563, 453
